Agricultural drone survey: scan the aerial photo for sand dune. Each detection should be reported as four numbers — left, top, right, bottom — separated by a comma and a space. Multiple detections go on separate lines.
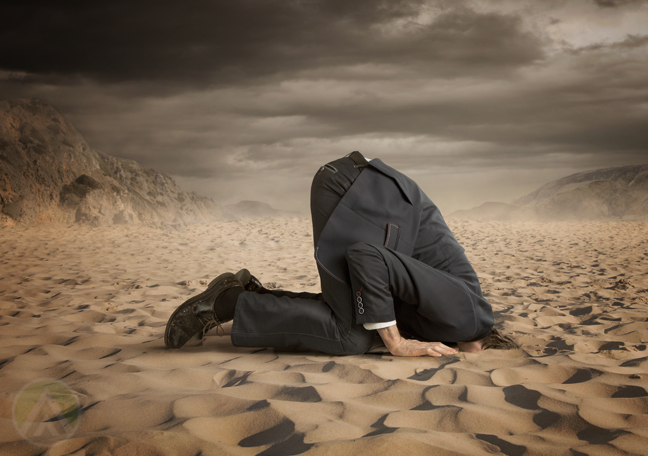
1, 218, 647, 455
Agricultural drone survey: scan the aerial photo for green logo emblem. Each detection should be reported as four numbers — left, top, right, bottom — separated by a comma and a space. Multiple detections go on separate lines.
12, 379, 81, 445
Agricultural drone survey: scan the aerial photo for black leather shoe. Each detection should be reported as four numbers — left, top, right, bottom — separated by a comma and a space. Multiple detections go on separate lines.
234, 268, 264, 292
165, 272, 241, 349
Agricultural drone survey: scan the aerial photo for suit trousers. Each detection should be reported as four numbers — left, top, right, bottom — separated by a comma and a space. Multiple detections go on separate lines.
230, 155, 493, 354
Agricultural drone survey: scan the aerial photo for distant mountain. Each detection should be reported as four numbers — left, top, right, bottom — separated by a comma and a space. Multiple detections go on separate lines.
224, 200, 302, 218
450, 164, 648, 221
0, 98, 223, 229
449, 202, 519, 221
514, 164, 648, 219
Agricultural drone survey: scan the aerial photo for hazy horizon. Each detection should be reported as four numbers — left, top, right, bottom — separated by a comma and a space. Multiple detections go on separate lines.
2, 0, 647, 214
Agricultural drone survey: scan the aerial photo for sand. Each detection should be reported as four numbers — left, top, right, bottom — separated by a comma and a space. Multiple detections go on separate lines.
1, 218, 647, 455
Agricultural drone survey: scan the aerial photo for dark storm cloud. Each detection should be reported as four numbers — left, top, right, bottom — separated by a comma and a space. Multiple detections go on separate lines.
1, 0, 647, 212
572, 33, 648, 52
1, 0, 543, 87
223, 30, 648, 159
592, 0, 647, 7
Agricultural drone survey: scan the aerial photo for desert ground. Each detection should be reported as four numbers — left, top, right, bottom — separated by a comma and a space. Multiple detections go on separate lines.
1, 218, 647, 455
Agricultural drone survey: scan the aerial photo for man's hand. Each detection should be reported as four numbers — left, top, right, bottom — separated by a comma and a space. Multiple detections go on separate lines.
377, 325, 458, 357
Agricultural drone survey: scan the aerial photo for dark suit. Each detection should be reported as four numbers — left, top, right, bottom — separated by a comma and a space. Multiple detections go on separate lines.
231, 153, 493, 354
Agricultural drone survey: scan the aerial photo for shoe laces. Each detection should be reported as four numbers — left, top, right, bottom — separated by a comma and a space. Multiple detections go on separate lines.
199, 315, 224, 344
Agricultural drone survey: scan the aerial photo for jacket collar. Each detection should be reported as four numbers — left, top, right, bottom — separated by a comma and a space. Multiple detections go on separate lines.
367, 159, 415, 205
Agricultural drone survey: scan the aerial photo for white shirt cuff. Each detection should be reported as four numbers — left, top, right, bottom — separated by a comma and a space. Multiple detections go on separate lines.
363, 320, 396, 330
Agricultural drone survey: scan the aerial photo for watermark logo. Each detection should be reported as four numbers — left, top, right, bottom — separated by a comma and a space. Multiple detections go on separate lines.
12, 379, 81, 446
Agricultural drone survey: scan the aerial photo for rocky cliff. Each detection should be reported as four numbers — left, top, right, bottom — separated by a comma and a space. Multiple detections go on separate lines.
0, 98, 223, 229
513, 164, 648, 220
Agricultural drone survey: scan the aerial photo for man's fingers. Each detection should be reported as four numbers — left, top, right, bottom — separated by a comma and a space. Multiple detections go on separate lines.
389, 339, 459, 357
426, 343, 458, 356
438, 344, 458, 355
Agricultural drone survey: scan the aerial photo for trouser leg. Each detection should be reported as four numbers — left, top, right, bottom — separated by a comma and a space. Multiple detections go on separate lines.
345, 242, 494, 343
256, 287, 324, 301
231, 155, 374, 355
231, 291, 354, 354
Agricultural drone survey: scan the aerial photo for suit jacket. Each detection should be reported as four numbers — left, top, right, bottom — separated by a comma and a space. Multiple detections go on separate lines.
314, 158, 467, 325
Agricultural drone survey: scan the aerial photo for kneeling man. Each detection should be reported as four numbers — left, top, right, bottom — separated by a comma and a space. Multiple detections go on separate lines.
165, 152, 517, 356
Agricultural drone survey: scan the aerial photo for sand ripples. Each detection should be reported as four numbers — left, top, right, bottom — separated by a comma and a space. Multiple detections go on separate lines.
1, 219, 647, 454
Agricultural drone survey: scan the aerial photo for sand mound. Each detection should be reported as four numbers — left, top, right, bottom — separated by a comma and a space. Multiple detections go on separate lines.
1, 218, 647, 455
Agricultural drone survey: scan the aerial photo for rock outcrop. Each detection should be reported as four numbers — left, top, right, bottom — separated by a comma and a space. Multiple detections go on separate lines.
0, 98, 223, 229
513, 164, 648, 220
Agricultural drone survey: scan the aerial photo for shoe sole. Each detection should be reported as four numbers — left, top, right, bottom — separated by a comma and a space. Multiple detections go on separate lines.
164, 272, 237, 349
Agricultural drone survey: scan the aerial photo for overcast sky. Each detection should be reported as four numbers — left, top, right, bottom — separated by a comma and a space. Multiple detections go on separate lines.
1, 0, 647, 213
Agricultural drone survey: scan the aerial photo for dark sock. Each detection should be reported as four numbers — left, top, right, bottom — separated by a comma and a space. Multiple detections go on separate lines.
214, 286, 243, 321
